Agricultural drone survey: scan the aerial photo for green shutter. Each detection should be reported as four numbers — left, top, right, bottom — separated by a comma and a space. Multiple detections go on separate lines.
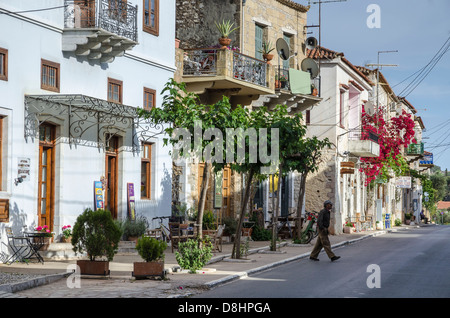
283, 34, 291, 70
255, 24, 263, 60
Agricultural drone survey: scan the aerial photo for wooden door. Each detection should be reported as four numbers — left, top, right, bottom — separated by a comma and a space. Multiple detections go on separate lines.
74, 0, 96, 27
105, 136, 119, 219
38, 124, 55, 231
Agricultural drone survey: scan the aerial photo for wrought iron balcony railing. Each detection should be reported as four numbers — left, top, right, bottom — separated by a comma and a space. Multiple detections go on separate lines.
182, 49, 268, 88
64, 0, 138, 42
348, 128, 379, 144
407, 142, 424, 155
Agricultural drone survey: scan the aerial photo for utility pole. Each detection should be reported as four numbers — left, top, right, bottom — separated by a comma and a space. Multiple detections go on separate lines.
306, 0, 347, 96
366, 50, 398, 122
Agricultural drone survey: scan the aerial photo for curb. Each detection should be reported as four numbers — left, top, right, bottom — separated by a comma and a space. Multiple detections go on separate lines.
0, 272, 72, 294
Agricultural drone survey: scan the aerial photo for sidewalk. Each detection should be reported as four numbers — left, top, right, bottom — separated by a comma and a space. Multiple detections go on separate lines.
0, 224, 427, 298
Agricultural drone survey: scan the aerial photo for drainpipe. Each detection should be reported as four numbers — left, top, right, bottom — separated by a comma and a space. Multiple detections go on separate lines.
241, 0, 245, 54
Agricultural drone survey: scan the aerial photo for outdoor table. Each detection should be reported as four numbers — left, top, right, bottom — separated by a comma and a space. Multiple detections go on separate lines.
23, 232, 47, 263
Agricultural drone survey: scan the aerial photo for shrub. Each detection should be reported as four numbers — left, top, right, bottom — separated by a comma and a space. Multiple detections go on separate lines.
394, 218, 402, 226
118, 216, 148, 240
72, 208, 122, 261
135, 236, 167, 262
175, 238, 212, 274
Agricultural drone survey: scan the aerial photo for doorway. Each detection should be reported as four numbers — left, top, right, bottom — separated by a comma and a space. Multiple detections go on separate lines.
38, 124, 55, 231
105, 135, 119, 219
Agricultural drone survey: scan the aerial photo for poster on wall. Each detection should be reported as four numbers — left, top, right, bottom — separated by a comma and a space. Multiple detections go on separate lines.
94, 181, 104, 210
127, 183, 136, 221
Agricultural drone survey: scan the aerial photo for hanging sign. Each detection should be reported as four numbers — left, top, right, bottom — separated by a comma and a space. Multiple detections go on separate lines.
214, 171, 223, 209
94, 181, 104, 210
396, 176, 411, 188
17, 158, 31, 181
341, 161, 355, 168
127, 183, 136, 220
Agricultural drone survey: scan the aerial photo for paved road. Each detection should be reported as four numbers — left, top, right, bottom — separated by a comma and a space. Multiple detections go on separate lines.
195, 225, 450, 298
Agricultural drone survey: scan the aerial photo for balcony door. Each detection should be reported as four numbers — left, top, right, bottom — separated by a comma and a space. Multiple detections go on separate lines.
38, 124, 55, 232
74, 0, 96, 28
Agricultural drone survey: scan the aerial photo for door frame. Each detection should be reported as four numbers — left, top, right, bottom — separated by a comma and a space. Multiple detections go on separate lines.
105, 135, 119, 219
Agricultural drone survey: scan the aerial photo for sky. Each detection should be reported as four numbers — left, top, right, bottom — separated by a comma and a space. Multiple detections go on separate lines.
295, 0, 450, 172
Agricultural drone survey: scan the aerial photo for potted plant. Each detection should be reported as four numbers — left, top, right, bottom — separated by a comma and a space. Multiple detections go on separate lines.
202, 210, 217, 237
405, 213, 411, 225
119, 216, 148, 243
215, 19, 239, 48
343, 221, 355, 234
72, 208, 122, 276
34, 225, 53, 250
258, 41, 275, 63
133, 236, 167, 279
311, 84, 318, 96
61, 225, 72, 243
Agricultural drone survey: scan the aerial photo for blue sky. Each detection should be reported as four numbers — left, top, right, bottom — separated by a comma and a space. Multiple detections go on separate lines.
295, 0, 450, 171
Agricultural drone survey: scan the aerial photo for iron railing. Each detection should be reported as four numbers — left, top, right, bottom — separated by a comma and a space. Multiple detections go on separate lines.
233, 52, 267, 87
183, 49, 218, 75
348, 128, 379, 144
64, 0, 138, 42
275, 66, 320, 95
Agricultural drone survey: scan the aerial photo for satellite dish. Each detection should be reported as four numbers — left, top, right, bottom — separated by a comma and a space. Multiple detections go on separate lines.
365, 101, 375, 116
276, 38, 290, 60
306, 37, 318, 50
301, 58, 319, 79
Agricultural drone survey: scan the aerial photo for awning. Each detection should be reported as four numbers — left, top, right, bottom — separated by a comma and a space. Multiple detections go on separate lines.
24, 94, 165, 152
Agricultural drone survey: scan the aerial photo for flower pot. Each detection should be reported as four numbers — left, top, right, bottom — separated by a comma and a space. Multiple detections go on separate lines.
343, 226, 354, 234
132, 261, 165, 279
77, 260, 110, 276
61, 236, 72, 243
312, 88, 318, 96
218, 37, 231, 48
263, 53, 273, 63
241, 228, 252, 237
275, 80, 281, 89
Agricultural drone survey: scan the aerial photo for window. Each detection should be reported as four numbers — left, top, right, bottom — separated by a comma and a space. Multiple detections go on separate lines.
255, 24, 264, 60
0, 48, 7, 81
141, 143, 153, 199
283, 34, 292, 70
305, 109, 310, 125
143, 87, 156, 111
108, 78, 123, 103
41, 59, 60, 92
339, 90, 345, 128
143, 0, 159, 36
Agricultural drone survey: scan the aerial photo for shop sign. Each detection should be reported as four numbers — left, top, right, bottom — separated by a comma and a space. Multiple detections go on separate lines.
396, 176, 411, 188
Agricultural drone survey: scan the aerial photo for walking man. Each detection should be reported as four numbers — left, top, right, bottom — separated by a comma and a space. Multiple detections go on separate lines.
309, 200, 340, 262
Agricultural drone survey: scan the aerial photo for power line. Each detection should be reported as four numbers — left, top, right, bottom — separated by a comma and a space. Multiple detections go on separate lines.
0, 5, 67, 15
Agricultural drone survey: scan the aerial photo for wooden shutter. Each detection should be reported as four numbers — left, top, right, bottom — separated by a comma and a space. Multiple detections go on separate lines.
0, 199, 9, 222
255, 24, 263, 60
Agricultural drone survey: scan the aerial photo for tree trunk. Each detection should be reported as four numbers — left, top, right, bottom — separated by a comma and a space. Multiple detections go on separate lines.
295, 171, 307, 241
197, 162, 211, 240
270, 162, 283, 251
232, 168, 255, 259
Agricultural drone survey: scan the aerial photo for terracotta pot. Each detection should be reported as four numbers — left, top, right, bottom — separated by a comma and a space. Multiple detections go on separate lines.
133, 261, 165, 279
61, 236, 72, 243
218, 37, 231, 48
275, 80, 281, 89
77, 260, 110, 276
263, 53, 273, 63
241, 228, 252, 237
312, 88, 318, 96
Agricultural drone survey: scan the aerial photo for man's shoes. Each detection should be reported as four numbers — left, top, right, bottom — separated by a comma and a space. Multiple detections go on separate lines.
309, 257, 319, 261
331, 256, 341, 262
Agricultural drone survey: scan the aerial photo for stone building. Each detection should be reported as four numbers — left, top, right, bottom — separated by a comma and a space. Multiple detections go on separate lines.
174, 0, 322, 224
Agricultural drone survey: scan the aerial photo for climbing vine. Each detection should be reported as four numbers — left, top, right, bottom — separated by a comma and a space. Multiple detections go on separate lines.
360, 106, 417, 186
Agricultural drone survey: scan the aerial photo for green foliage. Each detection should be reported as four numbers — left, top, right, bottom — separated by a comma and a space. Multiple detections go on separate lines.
394, 218, 402, 226
215, 19, 239, 38
175, 238, 213, 273
117, 216, 148, 240
222, 216, 237, 236
258, 41, 275, 54
135, 236, 167, 262
71, 208, 122, 261
251, 225, 272, 241
202, 210, 217, 230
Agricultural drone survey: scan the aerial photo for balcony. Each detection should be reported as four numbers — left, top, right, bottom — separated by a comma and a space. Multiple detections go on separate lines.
62, 0, 138, 63
252, 67, 321, 113
176, 48, 274, 106
347, 129, 380, 158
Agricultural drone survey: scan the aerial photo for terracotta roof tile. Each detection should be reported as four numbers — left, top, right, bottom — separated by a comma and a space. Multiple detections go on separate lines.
437, 201, 450, 210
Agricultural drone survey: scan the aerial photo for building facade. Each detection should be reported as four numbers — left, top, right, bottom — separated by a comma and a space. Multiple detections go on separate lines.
0, 0, 176, 248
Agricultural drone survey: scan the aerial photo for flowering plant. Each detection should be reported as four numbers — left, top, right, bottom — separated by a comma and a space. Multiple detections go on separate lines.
35, 225, 53, 237
62, 225, 72, 239
345, 221, 355, 227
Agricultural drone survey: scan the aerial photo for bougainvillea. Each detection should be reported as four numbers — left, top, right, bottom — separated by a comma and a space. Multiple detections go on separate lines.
359, 106, 417, 186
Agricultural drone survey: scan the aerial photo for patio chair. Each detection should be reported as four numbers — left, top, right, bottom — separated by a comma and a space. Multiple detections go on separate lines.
5, 227, 30, 264
169, 222, 181, 253
211, 224, 225, 252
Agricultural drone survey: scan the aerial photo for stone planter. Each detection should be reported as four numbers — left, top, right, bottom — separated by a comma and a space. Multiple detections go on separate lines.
77, 260, 110, 276
343, 226, 355, 234
132, 261, 165, 279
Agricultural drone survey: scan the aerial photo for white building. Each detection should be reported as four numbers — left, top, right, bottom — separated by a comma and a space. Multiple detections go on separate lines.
0, 0, 175, 248
304, 46, 379, 234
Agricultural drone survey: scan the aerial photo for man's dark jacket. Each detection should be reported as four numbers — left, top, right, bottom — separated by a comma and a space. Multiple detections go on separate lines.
317, 208, 331, 230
